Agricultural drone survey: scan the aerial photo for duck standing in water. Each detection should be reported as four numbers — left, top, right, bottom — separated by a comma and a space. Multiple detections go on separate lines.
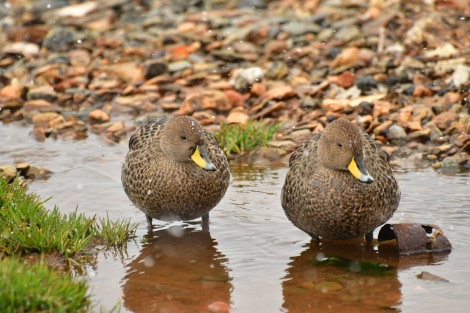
281, 118, 400, 241
122, 115, 230, 229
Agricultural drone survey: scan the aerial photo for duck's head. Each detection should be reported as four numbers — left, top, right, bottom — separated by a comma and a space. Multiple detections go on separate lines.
160, 116, 216, 171
318, 118, 374, 184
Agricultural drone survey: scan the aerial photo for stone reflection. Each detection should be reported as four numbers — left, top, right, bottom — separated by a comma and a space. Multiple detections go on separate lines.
282, 239, 449, 313
122, 224, 232, 313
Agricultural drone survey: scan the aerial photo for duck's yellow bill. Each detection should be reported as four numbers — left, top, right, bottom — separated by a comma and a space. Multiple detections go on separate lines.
191, 145, 217, 171
348, 157, 374, 184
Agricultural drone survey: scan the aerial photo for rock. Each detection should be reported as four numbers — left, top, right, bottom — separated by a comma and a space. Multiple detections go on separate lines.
373, 120, 393, 135
264, 85, 295, 100
168, 60, 192, 73
88, 109, 110, 123
315, 281, 343, 293
406, 129, 431, 143
412, 85, 433, 97
335, 71, 355, 88
386, 124, 407, 144
432, 112, 459, 130
69, 49, 92, 67
29, 127, 46, 141
43, 27, 81, 52
355, 75, 378, 91
357, 101, 374, 115
251, 146, 282, 162
441, 155, 459, 170
431, 144, 453, 156
25, 165, 50, 179
143, 61, 167, 79
2, 42, 40, 56
268, 139, 297, 151
32, 112, 62, 128
330, 47, 359, 69
281, 22, 321, 36
55, 1, 98, 18
0, 85, 21, 99
27, 86, 57, 102
106, 121, 124, 133
290, 129, 312, 142
23, 99, 52, 112
224, 89, 245, 107
0, 165, 18, 182
417, 271, 449, 283
178, 90, 231, 115
229, 67, 263, 92
322, 99, 350, 112
226, 107, 249, 124
250, 82, 266, 97
264, 62, 289, 80
101, 62, 144, 83
264, 40, 288, 57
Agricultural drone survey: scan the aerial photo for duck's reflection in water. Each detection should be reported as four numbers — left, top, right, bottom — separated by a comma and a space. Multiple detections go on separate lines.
282, 239, 449, 313
122, 224, 232, 313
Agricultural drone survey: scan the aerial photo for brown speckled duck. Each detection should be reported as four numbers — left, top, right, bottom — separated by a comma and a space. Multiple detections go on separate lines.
122, 115, 230, 228
281, 118, 400, 241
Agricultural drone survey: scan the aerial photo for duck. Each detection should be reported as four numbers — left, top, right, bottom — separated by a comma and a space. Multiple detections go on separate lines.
121, 115, 230, 229
281, 118, 400, 241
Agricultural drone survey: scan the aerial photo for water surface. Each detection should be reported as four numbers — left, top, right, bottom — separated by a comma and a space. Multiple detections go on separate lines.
2, 122, 470, 312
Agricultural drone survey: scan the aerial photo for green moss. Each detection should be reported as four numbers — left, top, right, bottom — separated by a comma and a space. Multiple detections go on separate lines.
214, 119, 281, 156
313, 256, 394, 276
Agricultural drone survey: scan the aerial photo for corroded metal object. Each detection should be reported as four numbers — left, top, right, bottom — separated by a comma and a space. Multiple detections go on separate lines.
378, 223, 452, 255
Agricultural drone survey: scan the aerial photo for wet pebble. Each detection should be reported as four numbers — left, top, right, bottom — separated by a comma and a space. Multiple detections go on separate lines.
386, 125, 407, 144
229, 67, 263, 92
27, 86, 57, 102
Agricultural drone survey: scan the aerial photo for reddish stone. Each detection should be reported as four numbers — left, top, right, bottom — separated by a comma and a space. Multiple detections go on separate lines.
178, 90, 231, 115
264, 85, 295, 100
250, 82, 266, 97
224, 89, 245, 107
432, 112, 459, 130
336, 71, 355, 88
330, 47, 359, 69
226, 107, 249, 124
0, 85, 21, 99
413, 85, 433, 97
170, 44, 191, 59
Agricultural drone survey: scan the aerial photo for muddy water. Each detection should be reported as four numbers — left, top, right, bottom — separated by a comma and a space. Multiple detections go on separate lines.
2, 123, 470, 312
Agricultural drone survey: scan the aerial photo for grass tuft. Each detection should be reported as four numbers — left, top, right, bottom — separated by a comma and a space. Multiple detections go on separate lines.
92, 213, 137, 246
0, 177, 136, 312
213, 119, 281, 156
0, 177, 137, 258
0, 257, 90, 312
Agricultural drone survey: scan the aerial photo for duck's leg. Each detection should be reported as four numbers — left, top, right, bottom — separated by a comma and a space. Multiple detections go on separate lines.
202, 213, 209, 232
309, 233, 321, 245
365, 231, 373, 244
146, 214, 153, 230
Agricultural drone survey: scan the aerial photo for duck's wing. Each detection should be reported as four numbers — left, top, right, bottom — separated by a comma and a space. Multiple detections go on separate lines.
128, 117, 168, 151
288, 132, 321, 168
363, 133, 391, 164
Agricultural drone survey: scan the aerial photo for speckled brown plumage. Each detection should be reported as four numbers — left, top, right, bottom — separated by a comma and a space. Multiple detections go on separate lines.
281, 118, 400, 241
121, 115, 230, 227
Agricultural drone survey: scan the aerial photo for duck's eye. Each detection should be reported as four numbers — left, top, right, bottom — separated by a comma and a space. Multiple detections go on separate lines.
181, 135, 187, 140
338, 143, 343, 148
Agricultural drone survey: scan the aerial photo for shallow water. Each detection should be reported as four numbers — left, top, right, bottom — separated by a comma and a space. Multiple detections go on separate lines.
2, 122, 470, 312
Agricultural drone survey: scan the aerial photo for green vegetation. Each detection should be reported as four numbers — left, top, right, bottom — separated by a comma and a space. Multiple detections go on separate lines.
313, 256, 394, 276
0, 176, 137, 312
214, 119, 281, 156
0, 257, 90, 312
0, 177, 137, 258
